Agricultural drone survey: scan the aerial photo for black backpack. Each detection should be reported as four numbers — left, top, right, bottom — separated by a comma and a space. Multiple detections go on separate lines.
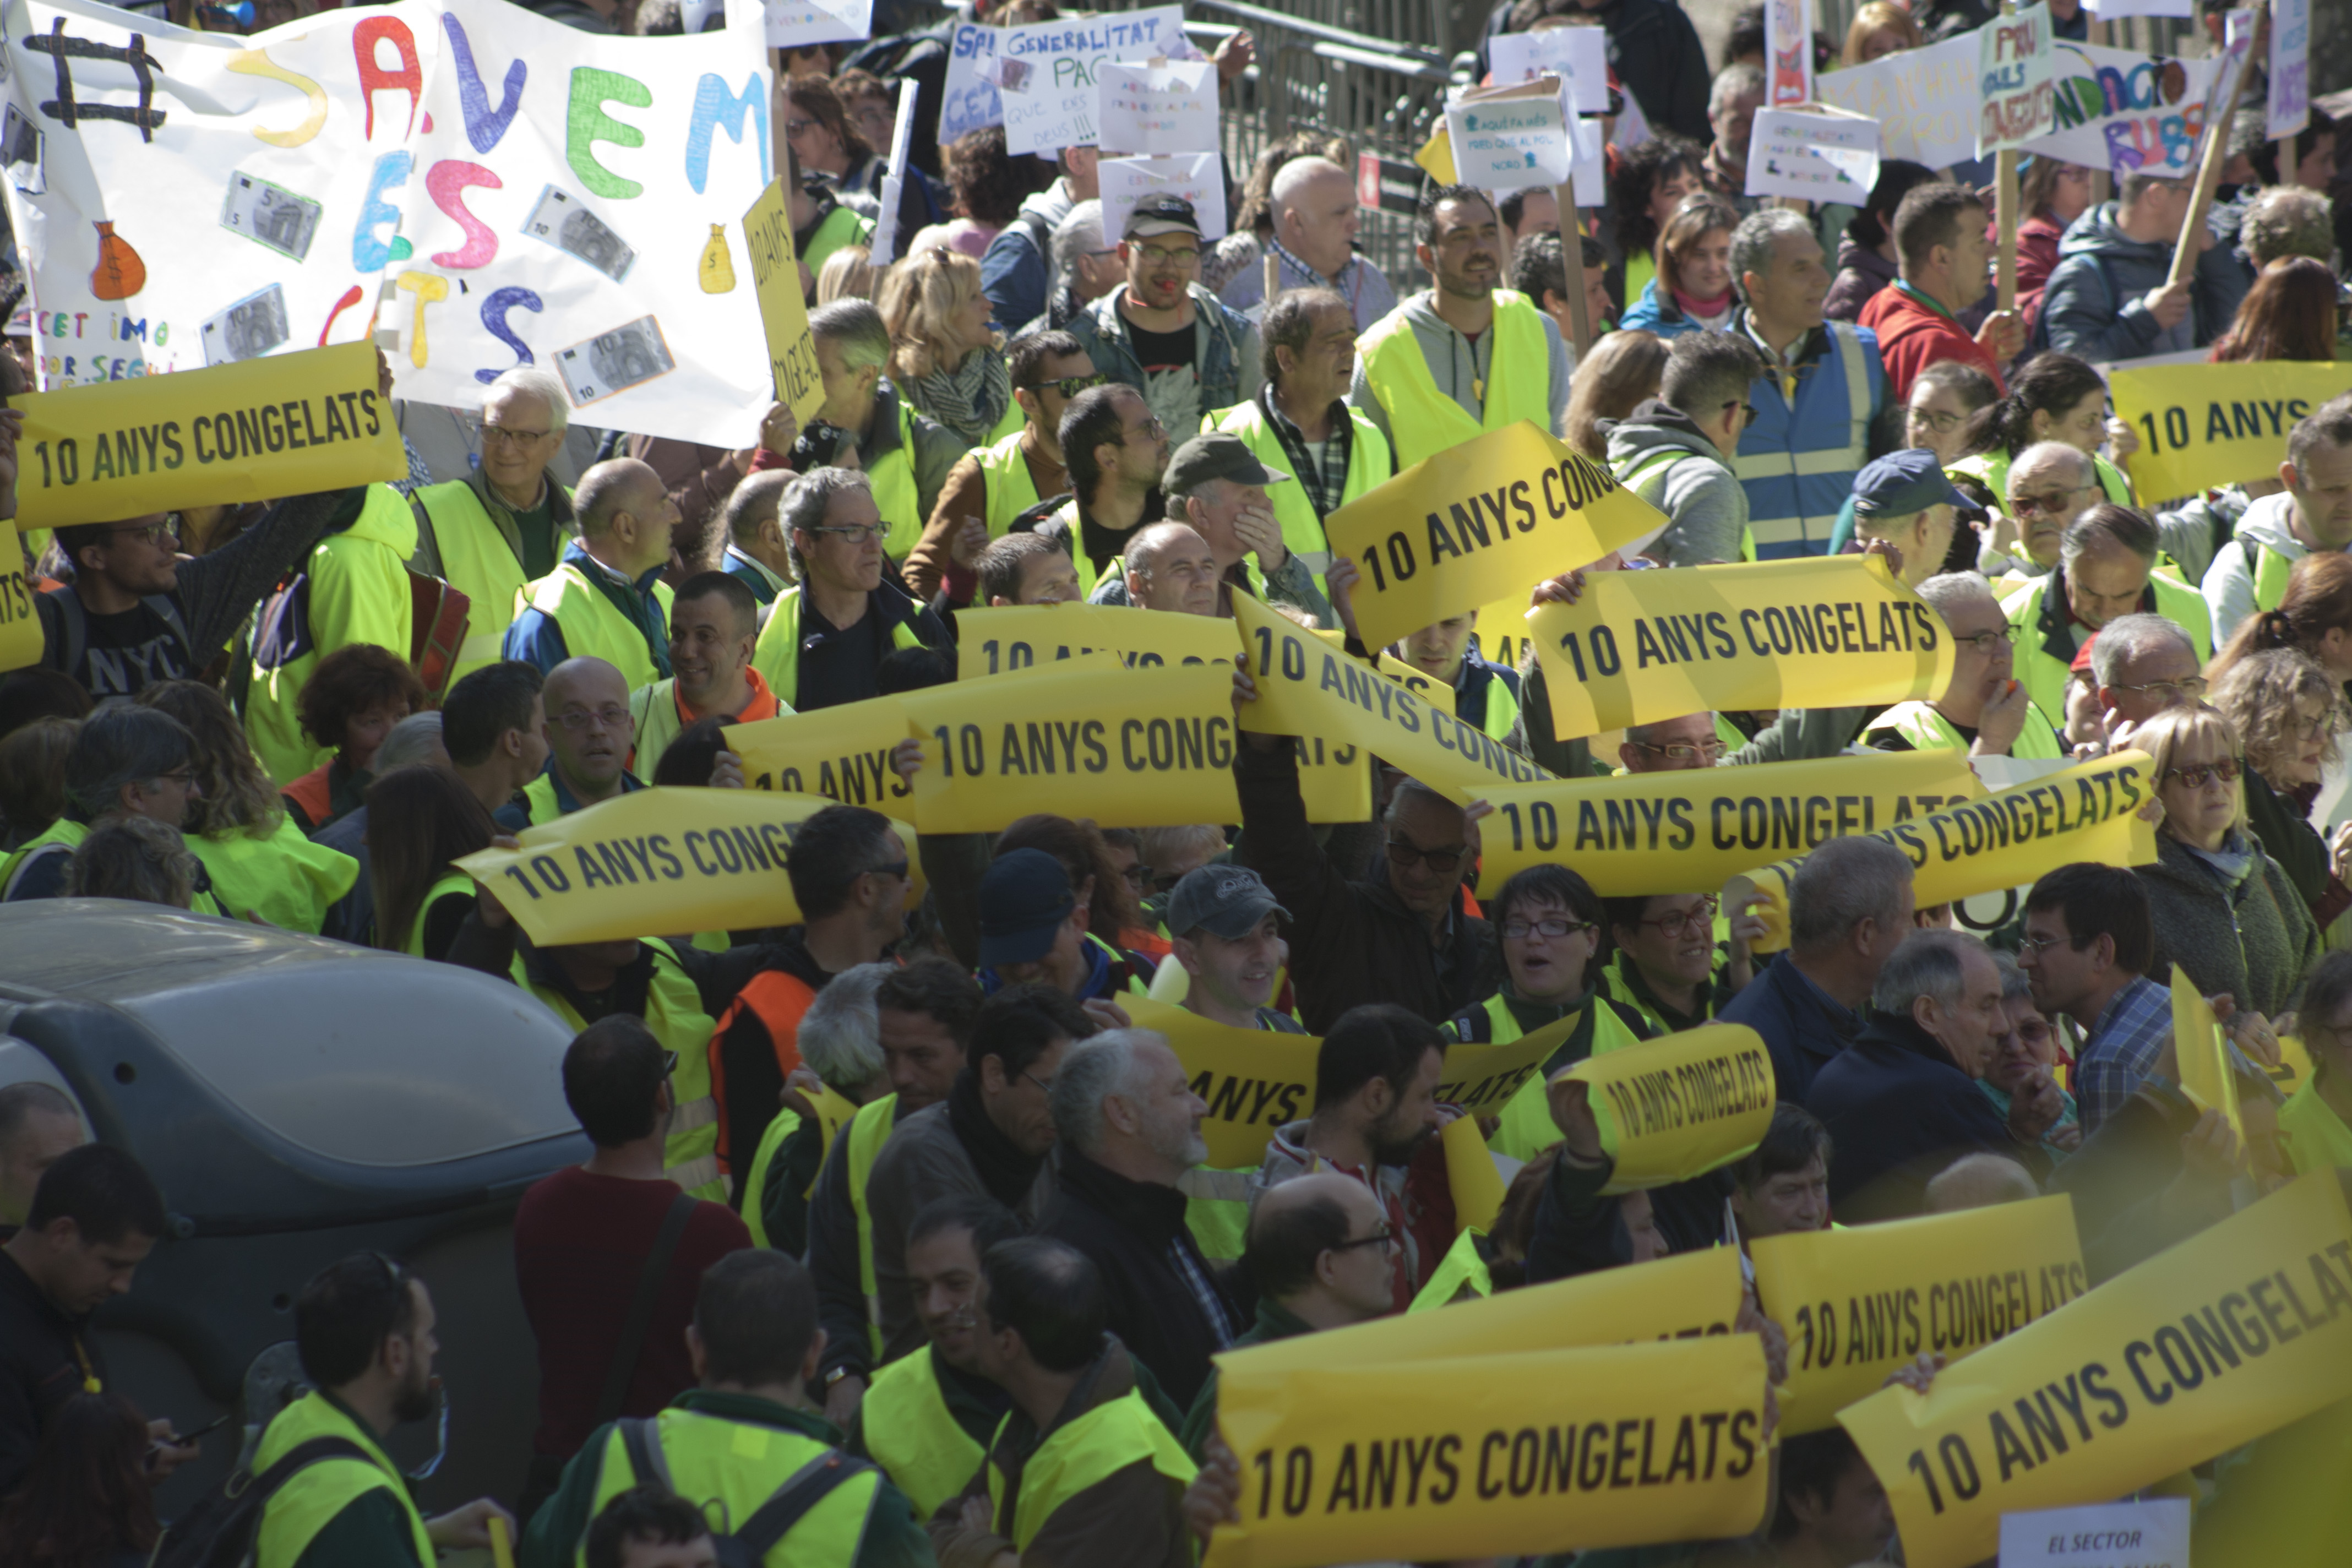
616, 1416, 876, 1568
149, 1436, 373, 1568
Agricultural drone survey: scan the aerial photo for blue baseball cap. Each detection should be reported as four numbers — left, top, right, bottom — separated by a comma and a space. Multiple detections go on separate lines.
977, 848, 1076, 968
1852, 449, 1971, 517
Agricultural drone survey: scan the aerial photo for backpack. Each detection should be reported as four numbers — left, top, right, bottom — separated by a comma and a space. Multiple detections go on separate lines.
616, 1416, 877, 1568
148, 1436, 373, 1568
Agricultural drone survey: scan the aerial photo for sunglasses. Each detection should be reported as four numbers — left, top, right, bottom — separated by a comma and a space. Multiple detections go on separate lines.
1385, 839, 1467, 874
1021, 373, 1108, 399
2160, 756, 2245, 790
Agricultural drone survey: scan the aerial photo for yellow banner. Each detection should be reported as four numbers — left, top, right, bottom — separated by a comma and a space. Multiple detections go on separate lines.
742, 177, 826, 424
1, 522, 36, 673
1474, 596, 1537, 677
1205, 1336, 1770, 1568
455, 787, 921, 946
1235, 589, 1552, 794
1371, 652, 1456, 716
723, 696, 914, 820
1732, 750, 2159, 954
1472, 751, 1981, 896
1751, 1196, 2088, 1435
897, 662, 1241, 832
955, 601, 1240, 677
1839, 1170, 2352, 1568
1445, 1112, 1507, 1235
1289, 734, 1373, 824
1561, 1024, 1774, 1193
1322, 422, 1668, 654
2110, 361, 2345, 500
13, 342, 407, 530
1526, 556, 1952, 739
2171, 967, 2245, 1142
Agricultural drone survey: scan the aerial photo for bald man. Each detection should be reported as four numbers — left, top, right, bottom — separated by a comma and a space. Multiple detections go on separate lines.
1923, 1152, 2041, 1213
1993, 442, 2103, 578
1120, 522, 1223, 617
504, 458, 682, 689
1217, 157, 1398, 329
497, 657, 645, 829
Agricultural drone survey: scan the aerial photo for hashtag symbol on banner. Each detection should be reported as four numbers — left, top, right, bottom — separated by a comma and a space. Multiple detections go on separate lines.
25, 17, 167, 142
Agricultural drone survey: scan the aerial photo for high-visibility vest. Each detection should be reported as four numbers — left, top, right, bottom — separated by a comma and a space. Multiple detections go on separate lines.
578, 1405, 882, 1567
411, 479, 563, 685
1598, 950, 1717, 1036
842, 1094, 897, 1357
1178, 1165, 1255, 1264
872, 396, 923, 562
2279, 1079, 2352, 1174
1460, 661, 1521, 742
1206, 396, 1394, 594
1407, 1227, 1493, 1312
535, 939, 725, 1200
707, 969, 819, 1175
748, 589, 932, 711
974, 428, 1046, 538
2001, 573, 2212, 726
515, 557, 675, 692
803, 204, 873, 281
519, 772, 563, 826
988, 1390, 1196, 1553
1467, 993, 1646, 1162
1617, 445, 1759, 563
1948, 449, 2136, 511
1730, 324, 1874, 560
0, 818, 225, 914
742, 1081, 864, 1249
404, 869, 478, 957
863, 1344, 987, 1518
1357, 291, 1553, 470
1862, 697, 2066, 759
186, 818, 358, 933
2239, 533, 2298, 618
252, 1392, 434, 1568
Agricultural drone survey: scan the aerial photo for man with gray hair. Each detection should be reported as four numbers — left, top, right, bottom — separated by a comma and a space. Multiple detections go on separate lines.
1718, 835, 1915, 1100
1037, 1029, 1236, 1408
1137, 433, 1329, 620
1609, 330, 1766, 565
2, 705, 216, 907
2040, 166, 2252, 360
798, 298, 970, 562
1216, 156, 1398, 328
1865, 573, 2059, 758
2003, 503, 2212, 722
1016, 199, 1121, 339
1728, 208, 1891, 559
2088, 612, 2205, 741
503, 458, 679, 688
2239, 186, 2335, 269
747, 468, 948, 712
740, 962, 891, 1256
1700, 62, 1765, 215
1808, 929, 2062, 1222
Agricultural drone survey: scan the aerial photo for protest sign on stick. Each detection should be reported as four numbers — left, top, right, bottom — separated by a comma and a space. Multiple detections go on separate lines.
743, 179, 826, 425
1095, 57, 1219, 156
994, 7, 1186, 155
2168, 7, 2260, 289
1744, 108, 1880, 204
1765, 0, 1814, 107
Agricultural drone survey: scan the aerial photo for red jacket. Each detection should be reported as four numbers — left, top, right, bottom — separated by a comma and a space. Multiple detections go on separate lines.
1859, 282, 2007, 403
2015, 214, 2067, 339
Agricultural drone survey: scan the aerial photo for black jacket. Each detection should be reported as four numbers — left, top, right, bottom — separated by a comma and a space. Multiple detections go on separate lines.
1035, 1149, 1240, 1411
1480, 0, 1711, 141
0, 1249, 102, 1494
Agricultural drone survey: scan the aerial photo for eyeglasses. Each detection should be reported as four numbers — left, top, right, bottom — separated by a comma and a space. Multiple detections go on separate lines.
111, 519, 178, 546
480, 424, 551, 448
2008, 485, 2093, 518
1954, 626, 2017, 655
1385, 839, 1467, 874
1503, 915, 1598, 941
1021, 373, 1108, 398
1909, 407, 1967, 434
2160, 756, 2245, 790
1124, 416, 1168, 443
1724, 400, 1758, 424
554, 705, 630, 732
1631, 738, 1726, 762
1021, 1069, 1054, 1095
1330, 1222, 1397, 1253
660, 1049, 679, 1076
866, 860, 910, 882
806, 522, 893, 545
2016, 932, 2077, 958
149, 767, 197, 788
1634, 896, 1718, 939
2111, 674, 2208, 701
783, 117, 819, 138
2290, 714, 2335, 742
1136, 244, 1200, 268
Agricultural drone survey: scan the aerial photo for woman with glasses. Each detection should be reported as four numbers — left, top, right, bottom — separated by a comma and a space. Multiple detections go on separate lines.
1950, 353, 2138, 537
1442, 865, 1649, 1161
1600, 891, 1761, 1034
2130, 704, 2320, 1021
2211, 553, 2352, 834
878, 248, 1019, 448
2209, 649, 2352, 937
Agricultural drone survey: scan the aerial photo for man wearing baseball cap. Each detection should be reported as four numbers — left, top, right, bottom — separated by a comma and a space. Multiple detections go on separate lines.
1098, 434, 1327, 620
1845, 449, 1969, 589
1065, 194, 1263, 446
974, 848, 1155, 1006
1166, 865, 1302, 1034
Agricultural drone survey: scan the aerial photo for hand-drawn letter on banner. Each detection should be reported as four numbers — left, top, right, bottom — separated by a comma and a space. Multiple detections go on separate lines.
1528, 556, 1952, 741
1840, 1170, 2352, 1568
1323, 421, 1665, 655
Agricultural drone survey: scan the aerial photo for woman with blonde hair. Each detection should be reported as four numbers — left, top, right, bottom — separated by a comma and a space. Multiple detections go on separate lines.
877, 247, 1016, 446
815, 243, 875, 304
2211, 648, 2352, 930
1562, 329, 1668, 461
1618, 193, 1741, 339
1841, 1, 1921, 66
2213, 552, 2352, 835
2129, 702, 2319, 1018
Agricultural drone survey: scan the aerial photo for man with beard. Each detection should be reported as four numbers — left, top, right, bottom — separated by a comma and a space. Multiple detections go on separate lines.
1350, 184, 1571, 471
1251, 1004, 1456, 1311
254, 1254, 512, 1565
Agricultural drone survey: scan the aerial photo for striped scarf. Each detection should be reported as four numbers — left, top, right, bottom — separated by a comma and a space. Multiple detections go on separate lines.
910, 347, 1011, 447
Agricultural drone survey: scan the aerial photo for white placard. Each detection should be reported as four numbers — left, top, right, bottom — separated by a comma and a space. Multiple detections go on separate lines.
1815, 33, 1978, 168
1487, 28, 1609, 114
996, 7, 1188, 156
1745, 109, 1880, 202
941, 21, 1003, 142
1765, 0, 1813, 108
1095, 58, 1219, 156
1445, 91, 1571, 193
2269, 0, 2311, 141
1996, 1499, 2190, 1568
1979, 2, 2059, 156
2084, 0, 2193, 17
760, 0, 869, 48
868, 78, 921, 267
1099, 153, 1228, 242
1561, 113, 1605, 205
2023, 42, 2218, 176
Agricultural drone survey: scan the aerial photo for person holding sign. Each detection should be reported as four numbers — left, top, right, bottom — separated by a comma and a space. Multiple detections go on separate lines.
2201, 395, 2352, 648
1387, 597, 1525, 741
626, 574, 782, 781
782, 301, 968, 564
494, 661, 644, 830
1765, 1428, 1899, 1568
1350, 186, 1572, 471
1864, 572, 2064, 758
1063, 195, 1262, 447
1858, 183, 2022, 401
503, 461, 680, 692
1164, 864, 1302, 1033
2039, 169, 2254, 362
2279, 950, 2352, 1172
748, 471, 949, 715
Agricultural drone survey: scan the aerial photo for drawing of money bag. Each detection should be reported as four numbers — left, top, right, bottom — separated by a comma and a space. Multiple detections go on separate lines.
90, 220, 146, 301
700, 224, 736, 293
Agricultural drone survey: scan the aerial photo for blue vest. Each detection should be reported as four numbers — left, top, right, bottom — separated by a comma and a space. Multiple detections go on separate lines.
1732, 322, 1883, 560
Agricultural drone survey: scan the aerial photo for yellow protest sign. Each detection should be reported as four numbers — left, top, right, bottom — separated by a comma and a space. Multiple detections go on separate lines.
955, 601, 1240, 677
723, 696, 914, 819
1444, 1113, 1507, 1234
1472, 751, 1982, 896
1751, 1196, 2088, 1435
1235, 589, 1552, 794
0, 522, 36, 673
1413, 122, 1459, 184
1322, 422, 1667, 654
2110, 361, 2344, 500
455, 787, 922, 946
896, 662, 1242, 832
1371, 652, 1456, 716
1839, 1170, 2352, 1568
1205, 1336, 1770, 1568
1527, 556, 1953, 739
12, 342, 407, 530
1289, 734, 1373, 824
1473, 596, 1538, 676
2171, 967, 2243, 1141
1732, 750, 2159, 954
742, 176, 826, 424
1562, 1024, 1775, 1192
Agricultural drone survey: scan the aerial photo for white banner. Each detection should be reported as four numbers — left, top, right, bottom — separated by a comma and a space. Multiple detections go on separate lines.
1815, 32, 1977, 169
1095, 58, 1218, 156
2084, 0, 2192, 17
758, 0, 869, 48
1765, 0, 1813, 109
1487, 27, 1608, 114
1098, 152, 1227, 241
940, 21, 1003, 141
995, 7, 1186, 156
2268, 0, 2310, 141
1745, 108, 1879, 202
1445, 86, 1570, 193
1978, 2, 2057, 156
2022, 42, 2218, 177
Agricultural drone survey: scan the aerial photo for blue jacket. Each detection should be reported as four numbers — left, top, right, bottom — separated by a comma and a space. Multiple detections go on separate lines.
1617, 279, 1705, 340
2038, 200, 2252, 361
1806, 1011, 2045, 1223
1716, 952, 1860, 1102
1732, 314, 1886, 560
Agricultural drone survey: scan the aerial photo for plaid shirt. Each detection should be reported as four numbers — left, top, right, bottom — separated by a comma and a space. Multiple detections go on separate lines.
1257, 384, 1353, 522
2073, 976, 2174, 1134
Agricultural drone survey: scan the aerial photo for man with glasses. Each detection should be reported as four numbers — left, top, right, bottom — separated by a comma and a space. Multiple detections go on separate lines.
2086, 613, 2208, 743
1038, 384, 1173, 596
1995, 441, 2104, 577
903, 330, 1097, 603
1865, 573, 2064, 758
2041, 167, 2252, 362
2, 705, 220, 908
503, 459, 680, 689
1065, 194, 1261, 444
1609, 330, 1768, 565
496, 658, 643, 829
2003, 504, 2212, 724
747, 469, 948, 714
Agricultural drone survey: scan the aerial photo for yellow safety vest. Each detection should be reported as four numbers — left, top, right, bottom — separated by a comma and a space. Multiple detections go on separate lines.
1, 818, 225, 914
1180, 1165, 1255, 1264
404, 869, 478, 957
872, 397, 923, 562
252, 1393, 434, 1568
533, 939, 725, 1200
1407, 1226, 1493, 1312
1471, 993, 1645, 1162
2241, 534, 2297, 618
803, 204, 874, 281
579, 1405, 880, 1568
2280, 1078, 2352, 1174
2000, 573, 2213, 727
1357, 291, 1552, 470
863, 1345, 987, 1518
1206, 396, 1395, 594
411, 479, 569, 686
520, 772, 563, 826
187, 817, 359, 933
1617, 446, 1758, 563
742, 1082, 864, 1249
1468, 666, 1521, 742
1598, 951, 1714, 1036
749, 589, 930, 713
1863, 696, 2066, 759
1950, 449, 2136, 511
974, 428, 1046, 538
517, 558, 676, 693
843, 1094, 896, 1357
989, 1390, 1196, 1553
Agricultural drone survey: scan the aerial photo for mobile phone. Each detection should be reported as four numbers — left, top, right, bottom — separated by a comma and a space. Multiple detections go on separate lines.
150, 1411, 234, 1451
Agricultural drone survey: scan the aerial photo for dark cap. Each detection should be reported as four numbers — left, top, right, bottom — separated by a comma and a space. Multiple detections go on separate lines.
1852, 449, 1970, 517
1167, 863, 1289, 941
1123, 193, 1204, 240
977, 848, 1075, 968
1163, 432, 1292, 496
